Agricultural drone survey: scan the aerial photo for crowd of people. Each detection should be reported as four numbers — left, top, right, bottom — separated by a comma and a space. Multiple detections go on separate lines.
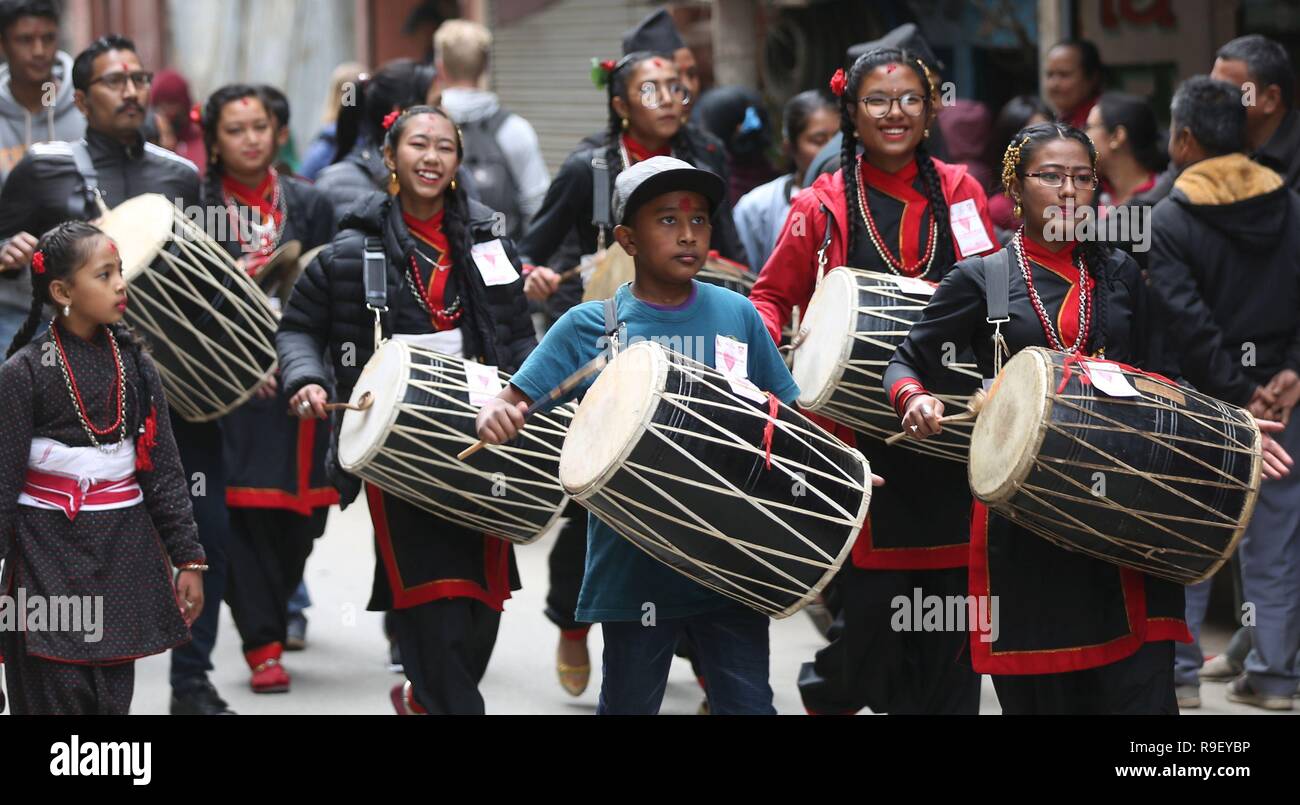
0, 0, 1296, 715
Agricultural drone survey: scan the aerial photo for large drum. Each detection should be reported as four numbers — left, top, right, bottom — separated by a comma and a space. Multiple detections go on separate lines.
969, 347, 1262, 584
791, 267, 982, 462
98, 193, 278, 422
558, 341, 871, 617
339, 338, 573, 545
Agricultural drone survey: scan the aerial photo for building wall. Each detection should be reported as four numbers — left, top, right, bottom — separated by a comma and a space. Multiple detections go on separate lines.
489, 0, 649, 173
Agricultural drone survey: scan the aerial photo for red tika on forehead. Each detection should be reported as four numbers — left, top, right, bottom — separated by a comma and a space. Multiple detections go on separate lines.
677, 196, 695, 212
120, 62, 130, 73
886, 64, 898, 74
651, 57, 666, 68
240, 97, 251, 106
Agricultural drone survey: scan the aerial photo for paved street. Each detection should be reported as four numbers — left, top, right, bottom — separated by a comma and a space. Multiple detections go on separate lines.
131, 502, 1294, 715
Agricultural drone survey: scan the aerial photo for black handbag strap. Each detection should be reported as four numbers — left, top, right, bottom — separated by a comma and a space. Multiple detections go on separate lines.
984, 246, 1011, 323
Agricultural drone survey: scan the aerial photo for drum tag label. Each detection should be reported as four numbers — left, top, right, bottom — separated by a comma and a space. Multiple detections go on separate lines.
1084, 361, 1140, 397
463, 359, 503, 405
894, 276, 936, 296
470, 239, 520, 286
949, 199, 994, 257
715, 335, 766, 403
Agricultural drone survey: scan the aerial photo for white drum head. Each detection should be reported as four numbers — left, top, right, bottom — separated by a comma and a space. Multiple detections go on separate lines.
97, 193, 177, 282
559, 341, 667, 497
968, 348, 1053, 503
339, 339, 410, 471
792, 267, 856, 410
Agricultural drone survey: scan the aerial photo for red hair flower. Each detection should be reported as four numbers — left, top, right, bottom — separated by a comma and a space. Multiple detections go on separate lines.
31, 250, 44, 275
189, 104, 201, 124
829, 68, 848, 97
382, 109, 401, 131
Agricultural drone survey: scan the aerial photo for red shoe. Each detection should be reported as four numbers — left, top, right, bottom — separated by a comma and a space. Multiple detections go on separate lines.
390, 681, 427, 715
245, 643, 291, 693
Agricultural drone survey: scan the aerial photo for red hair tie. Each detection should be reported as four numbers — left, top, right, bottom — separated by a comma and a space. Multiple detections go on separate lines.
382, 109, 401, 131
829, 68, 848, 98
31, 250, 45, 275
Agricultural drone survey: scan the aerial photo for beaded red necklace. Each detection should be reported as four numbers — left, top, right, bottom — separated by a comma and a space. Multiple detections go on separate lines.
856, 156, 937, 277
51, 323, 127, 451
1013, 228, 1091, 354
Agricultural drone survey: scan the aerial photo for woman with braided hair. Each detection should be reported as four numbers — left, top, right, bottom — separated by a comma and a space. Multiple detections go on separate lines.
277, 105, 535, 714
196, 83, 337, 694
884, 122, 1288, 712
0, 221, 206, 713
752, 48, 996, 715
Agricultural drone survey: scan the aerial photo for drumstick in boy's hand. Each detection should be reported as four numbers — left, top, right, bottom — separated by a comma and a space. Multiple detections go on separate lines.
459, 353, 609, 461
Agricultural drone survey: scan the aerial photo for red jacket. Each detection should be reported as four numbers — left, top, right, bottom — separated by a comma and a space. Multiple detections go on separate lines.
751, 158, 996, 569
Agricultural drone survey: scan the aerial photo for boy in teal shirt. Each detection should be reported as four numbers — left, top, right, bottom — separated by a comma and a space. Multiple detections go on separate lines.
476, 157, 798, 713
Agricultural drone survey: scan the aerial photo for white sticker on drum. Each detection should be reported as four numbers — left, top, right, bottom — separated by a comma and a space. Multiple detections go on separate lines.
463, 359, 503, 406
1085, 361, 1140, 397
715, 335, 767, 404
949, 198, 995, 257
894, 276, 936, 296
470, 239, 520, 286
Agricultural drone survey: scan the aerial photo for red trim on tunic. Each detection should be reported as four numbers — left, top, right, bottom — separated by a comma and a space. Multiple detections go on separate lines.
967, 501, 1184, 675
850, 513, 968, 569
225, 418, 339, 514
364, 483, 512, 612
858, 159, 929, 272
1022, 237, 1091, 348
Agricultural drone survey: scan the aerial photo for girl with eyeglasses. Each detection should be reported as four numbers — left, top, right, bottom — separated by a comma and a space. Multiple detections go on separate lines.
752, 48, 997, 716
884, 122, 1291, 713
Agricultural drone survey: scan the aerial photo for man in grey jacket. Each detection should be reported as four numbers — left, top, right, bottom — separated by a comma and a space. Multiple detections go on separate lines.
0, 0, 84, 187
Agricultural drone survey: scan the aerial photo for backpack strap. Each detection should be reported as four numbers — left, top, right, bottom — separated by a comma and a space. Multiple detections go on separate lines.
983, 247, 1012, 378
591, 153, 612, 252
67, 139, 103, 219
815, 204, 834, 285
363, 236, 389, 349
603, 286, 627, 359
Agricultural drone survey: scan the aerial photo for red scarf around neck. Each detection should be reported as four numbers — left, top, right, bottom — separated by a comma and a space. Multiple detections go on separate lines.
1022, 232, 1091, 349
222, 170, 280, 225
622, 133, 671, 164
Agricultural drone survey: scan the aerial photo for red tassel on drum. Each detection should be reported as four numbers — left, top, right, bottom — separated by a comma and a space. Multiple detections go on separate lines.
762, 394, 780, 470
135, 406, 158, 472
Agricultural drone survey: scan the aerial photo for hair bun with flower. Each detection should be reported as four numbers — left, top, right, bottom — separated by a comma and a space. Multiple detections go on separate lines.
382, 109, 402, 131
829, 68, 848, 98
31, 250, 45, 275
590, 57, 617, 90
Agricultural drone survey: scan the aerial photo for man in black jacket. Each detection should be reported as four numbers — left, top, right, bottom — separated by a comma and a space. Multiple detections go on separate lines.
1150, 76, 1300, 712
1211, 34, 1300, 194
0, 35, 237, 716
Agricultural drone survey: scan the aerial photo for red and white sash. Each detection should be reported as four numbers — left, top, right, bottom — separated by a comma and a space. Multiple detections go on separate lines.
17, 437, 143, 520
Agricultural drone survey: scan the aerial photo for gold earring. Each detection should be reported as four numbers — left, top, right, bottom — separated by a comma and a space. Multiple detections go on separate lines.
450, 177, 457, 191
621, 117, 629, 131
924, 128, 931, 139
1012, 197, 1022, 219
387, 171, 400, 195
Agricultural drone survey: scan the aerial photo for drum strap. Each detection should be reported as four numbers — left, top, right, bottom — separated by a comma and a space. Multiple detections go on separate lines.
592, 154, 611, 254
363, 236, 389, 349
814, 204, 833, 285
983, 248, 1012, 378
67, 140, 105, 220
603, 290, 626, 359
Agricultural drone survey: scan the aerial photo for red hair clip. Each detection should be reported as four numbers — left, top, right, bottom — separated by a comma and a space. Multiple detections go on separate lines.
382, 109, 401, 131
189, 104, 201, 124
829, 68, 848, 98
31, 250, 45, 275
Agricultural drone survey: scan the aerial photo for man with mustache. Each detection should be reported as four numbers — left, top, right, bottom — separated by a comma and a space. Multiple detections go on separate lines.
0, 35, 237, 718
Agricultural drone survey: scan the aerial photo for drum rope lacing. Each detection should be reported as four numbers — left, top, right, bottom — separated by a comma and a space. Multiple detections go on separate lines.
856, 156, 937, 278
51, 323, 128, 453
1013, 228, 1091, 355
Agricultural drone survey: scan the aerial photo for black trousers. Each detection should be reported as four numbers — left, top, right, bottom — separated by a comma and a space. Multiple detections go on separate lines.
991, 640, 1178, 715
225, 507, 326, 654
799, 565, 981, 714
544, 501, 587, 632
390, 597, 501, 715
1, 631, 135, 715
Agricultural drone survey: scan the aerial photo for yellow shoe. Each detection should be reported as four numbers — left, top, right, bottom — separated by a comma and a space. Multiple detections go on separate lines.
556, 636, 590, 697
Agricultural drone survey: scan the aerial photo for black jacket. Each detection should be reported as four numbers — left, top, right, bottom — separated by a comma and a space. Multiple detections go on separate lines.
519, 125, 747, 319
1147, 154, 1300, 405
0, 127, 200, 320
276, 192, 536, 506
1255, 109, 1300, 194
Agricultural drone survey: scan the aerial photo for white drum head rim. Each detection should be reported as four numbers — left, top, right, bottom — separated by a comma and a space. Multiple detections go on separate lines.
339, 339, 410, 472
559, 341, 666, 499
968, 348, 1052, 503
793, 267, 856, 411
97, 193, 177, 282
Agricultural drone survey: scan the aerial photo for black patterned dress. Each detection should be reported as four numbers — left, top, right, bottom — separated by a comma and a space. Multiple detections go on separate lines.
0, 323, 204, 713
